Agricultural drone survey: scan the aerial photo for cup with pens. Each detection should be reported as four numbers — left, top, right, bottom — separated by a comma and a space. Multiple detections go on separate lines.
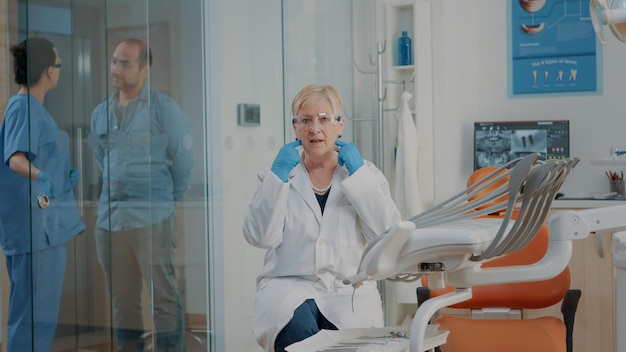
607, 170, 625, 197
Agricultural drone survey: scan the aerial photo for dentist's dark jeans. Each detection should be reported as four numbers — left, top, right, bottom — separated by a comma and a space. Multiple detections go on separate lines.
274, 299, 338, 352
96, 214, 185, 352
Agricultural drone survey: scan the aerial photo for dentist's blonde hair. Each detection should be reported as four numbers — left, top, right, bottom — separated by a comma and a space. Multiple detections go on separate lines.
291, 84, 344, 118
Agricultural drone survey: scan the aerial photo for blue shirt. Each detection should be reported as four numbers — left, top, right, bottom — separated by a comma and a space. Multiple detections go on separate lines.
88, 84, 195, 231
0, 94, 85, 255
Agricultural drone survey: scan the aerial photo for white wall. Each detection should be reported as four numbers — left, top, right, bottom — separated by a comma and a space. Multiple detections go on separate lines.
432, 0, 626, 201
216, 0, 283, 350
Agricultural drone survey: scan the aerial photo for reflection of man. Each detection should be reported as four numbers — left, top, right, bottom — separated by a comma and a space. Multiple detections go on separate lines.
88, 38, 195, 351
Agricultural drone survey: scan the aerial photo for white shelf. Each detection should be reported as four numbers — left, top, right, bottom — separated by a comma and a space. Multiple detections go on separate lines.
590, 159, 626, 166
392, 64, 414, 71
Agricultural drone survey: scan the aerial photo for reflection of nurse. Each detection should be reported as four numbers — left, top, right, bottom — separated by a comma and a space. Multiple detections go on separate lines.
0, 37, 85, 351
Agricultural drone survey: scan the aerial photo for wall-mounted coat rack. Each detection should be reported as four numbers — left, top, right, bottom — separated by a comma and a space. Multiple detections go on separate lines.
354, 41, 414, 170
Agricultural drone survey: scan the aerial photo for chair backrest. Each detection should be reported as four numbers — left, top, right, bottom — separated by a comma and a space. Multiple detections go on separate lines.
424, 220, 571, 309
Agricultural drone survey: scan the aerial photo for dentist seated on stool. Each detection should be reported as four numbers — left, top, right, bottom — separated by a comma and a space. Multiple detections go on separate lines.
243, 84, 401, 352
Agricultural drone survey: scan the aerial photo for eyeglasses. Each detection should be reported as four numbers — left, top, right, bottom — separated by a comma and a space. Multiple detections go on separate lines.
292, 112, 340, 130
51, 62, 63, 69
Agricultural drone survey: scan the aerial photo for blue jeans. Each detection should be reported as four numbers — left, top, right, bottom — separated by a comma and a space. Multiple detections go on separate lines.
274, 299, 338, 352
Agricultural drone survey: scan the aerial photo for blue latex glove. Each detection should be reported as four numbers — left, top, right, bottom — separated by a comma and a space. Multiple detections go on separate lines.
271, 140, 302, 182
37, 171, 56, 199
336, 140, 364, 175
69, 167, 80, 187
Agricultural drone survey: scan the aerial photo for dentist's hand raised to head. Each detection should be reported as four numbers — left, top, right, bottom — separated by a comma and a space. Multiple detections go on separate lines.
335, 140, 364, 175
271, 139, 302, 182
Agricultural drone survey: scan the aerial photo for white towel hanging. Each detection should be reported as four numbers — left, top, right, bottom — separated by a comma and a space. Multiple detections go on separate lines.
394, 91, 423, 220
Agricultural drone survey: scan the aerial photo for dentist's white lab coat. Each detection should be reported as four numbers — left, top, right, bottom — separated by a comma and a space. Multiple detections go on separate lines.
243, 160, 401, 352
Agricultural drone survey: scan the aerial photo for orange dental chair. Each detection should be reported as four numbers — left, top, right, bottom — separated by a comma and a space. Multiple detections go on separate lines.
417, 166, 581, 352
346, 154, 580, 351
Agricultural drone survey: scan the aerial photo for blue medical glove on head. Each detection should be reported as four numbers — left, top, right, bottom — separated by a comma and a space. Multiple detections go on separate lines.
69, 167, 80, 187
271, 140, 302, 182
37, 171, 56, 199
336, 140, 364, 175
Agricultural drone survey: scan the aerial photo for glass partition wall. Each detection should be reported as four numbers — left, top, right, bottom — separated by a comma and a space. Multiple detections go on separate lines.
1, 0, 386, 351
4, 0, 212, 351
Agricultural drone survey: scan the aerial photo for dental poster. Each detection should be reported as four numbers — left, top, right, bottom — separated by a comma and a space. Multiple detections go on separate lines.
511, 0, 597, 95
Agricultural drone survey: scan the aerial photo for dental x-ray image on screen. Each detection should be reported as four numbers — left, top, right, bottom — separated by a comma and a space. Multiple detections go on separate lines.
474, 120, 569, 170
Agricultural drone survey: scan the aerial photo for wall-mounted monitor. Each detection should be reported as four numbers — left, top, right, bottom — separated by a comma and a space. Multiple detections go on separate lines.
474, 120, 570, 170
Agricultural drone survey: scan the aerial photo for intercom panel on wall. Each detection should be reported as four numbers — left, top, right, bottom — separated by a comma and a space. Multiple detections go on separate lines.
238, 103, 261, 126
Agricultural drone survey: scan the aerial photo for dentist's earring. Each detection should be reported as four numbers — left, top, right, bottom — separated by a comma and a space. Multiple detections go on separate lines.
338, 134, 342, 139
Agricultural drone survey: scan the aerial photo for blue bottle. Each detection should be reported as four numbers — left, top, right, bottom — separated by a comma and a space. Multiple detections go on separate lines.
397, 31, 412, 66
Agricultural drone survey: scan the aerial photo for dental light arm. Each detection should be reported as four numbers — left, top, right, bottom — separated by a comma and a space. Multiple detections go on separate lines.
602, 6, 626, 26
591, 0, 626, 44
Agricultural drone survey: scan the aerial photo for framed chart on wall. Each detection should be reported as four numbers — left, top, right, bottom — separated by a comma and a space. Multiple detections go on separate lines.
509, 0, 599, 96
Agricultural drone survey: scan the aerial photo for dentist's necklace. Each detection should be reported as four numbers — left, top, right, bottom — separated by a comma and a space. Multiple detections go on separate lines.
302, 162, 338, 194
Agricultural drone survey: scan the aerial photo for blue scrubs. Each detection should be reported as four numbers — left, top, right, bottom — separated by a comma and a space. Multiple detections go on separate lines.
0, 94, 85, 351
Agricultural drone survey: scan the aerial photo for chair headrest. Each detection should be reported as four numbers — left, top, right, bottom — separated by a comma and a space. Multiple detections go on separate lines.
467, 166, 509, 213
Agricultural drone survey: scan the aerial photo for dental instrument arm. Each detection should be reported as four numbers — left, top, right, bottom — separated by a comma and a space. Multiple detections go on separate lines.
548, 204, 626, 241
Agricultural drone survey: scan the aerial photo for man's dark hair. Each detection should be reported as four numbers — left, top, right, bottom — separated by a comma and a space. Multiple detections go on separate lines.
120, 38, 153, 69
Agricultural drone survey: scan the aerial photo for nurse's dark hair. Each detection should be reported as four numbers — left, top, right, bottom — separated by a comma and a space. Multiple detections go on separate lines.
10, 37, 56, 86
117, 38, 153, 69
